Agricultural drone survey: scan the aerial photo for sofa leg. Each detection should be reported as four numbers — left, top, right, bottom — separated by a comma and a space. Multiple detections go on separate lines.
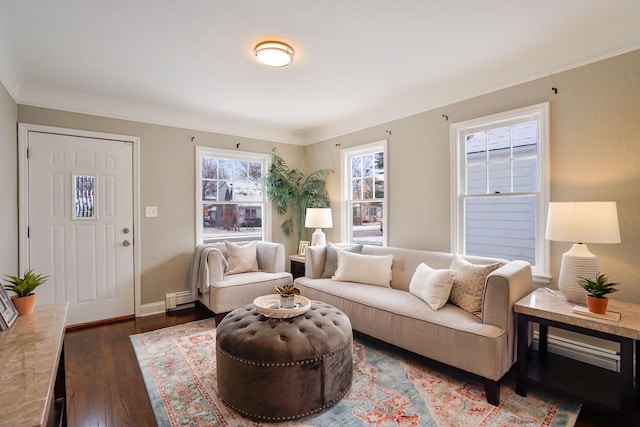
484, 380, 500, 406
214, 312, 229, 326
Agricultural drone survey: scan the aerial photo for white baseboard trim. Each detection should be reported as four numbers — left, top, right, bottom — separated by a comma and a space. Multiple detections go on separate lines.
138, 293, 196, 317
139, 301, 166, 317
533, 331, 621, 372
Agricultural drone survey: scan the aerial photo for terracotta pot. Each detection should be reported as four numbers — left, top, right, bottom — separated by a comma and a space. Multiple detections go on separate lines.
11, 294, 36, 315
586, 295, 608, 314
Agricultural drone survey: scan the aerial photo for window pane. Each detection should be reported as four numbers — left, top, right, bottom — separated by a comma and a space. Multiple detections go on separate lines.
466, 132, 486, 158
488, 126, 510, 161
352, 157, 361, 178
362, 154, 373, 177
352, 178, 361, 200
202, 157, 217, 179
219, 159, 232, 179
375, 152, 384, 174
202, 202, 262, 243
363, 177, 374, 199
466, 164, 486, 195
219, 181, 233, 201
465, 195, 536, 265
488, 161, 510, 193
202, 180, 217, 200
249, 161, 262, 180
233, 160, 248, 180
512, 121, 537, 157
513, 158, 537, 192
350, 202, 384, 246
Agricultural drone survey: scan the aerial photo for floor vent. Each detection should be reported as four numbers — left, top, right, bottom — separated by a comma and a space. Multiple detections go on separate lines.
165, 291, 193, 311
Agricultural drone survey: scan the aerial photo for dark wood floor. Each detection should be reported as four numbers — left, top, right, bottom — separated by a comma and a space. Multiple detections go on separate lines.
63, 306, 634, 426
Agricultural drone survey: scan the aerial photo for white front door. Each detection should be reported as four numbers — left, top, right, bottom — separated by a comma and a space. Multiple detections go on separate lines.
25, 129, 135, 326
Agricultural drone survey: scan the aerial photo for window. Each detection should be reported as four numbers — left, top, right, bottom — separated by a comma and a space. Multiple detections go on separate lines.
196, 147, 270, 244
341, 141, 387, 246
451, 103, 549, 281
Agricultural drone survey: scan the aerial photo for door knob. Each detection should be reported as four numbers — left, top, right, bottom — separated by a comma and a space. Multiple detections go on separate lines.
123, 240, 131, 247
123, 228, 130, 234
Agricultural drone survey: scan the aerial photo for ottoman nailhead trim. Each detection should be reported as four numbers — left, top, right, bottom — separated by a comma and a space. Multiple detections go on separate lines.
217, 335, 352, 367
219, 378, 352, 421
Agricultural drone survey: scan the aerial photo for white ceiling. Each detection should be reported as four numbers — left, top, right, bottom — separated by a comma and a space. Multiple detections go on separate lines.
1, 1, 639, 145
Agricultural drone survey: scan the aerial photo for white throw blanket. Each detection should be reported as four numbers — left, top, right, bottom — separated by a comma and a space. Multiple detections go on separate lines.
189, 245, 228, 300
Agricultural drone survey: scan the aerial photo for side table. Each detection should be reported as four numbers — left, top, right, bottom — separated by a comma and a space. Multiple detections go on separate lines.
514, 288, 640, 426
289, 254, 305, 280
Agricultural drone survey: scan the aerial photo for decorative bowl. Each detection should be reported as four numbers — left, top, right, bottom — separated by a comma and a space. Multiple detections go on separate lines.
253, 294, 311, 319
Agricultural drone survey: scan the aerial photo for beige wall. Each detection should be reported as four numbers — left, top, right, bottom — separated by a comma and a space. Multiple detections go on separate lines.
306, 49, 640, 303
7, 48, 640, 307
16, 107, 304, 304
0, 83, 18, 277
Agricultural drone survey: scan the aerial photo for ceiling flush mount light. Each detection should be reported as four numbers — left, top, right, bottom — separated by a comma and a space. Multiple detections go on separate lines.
254, 41, 294, 67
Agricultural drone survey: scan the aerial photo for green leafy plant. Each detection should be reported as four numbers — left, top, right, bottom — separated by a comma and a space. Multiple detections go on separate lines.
263, 154, 333, 242
274, 284, 300, 296
4, 268, 49, 297
578, 273, 618, 299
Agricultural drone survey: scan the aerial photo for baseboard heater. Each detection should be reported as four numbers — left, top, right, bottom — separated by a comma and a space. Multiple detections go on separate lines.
533, 330, 621, 372
165, 291, 194, 311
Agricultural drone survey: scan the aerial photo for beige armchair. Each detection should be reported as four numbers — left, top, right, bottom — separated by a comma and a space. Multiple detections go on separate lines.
196, 241, 292, 322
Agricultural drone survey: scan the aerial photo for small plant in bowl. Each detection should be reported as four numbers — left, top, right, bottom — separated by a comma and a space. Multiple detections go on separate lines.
275, 284, 300, 309
3, 268, 49, 315
578, 273, 618, 314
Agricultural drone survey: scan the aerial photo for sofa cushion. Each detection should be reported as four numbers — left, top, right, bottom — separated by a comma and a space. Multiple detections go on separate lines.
449, 254, 502, 316
224, 241, 260, 275
322, 243, 364, 278
333, 250, 393, 287
409, 263, 456, 310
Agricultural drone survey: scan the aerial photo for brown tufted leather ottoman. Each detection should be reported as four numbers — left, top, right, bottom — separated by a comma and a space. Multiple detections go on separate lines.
216, 300, 353, 421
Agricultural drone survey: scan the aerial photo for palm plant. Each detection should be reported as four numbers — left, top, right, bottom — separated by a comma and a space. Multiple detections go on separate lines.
263, 154, 333, 242
578, 273, 618, 299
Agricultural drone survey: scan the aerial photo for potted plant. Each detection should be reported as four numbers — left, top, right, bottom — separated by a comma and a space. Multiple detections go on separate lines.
3, 268, 49, 315
275, 284, 300, 309
263, 154, 333, 243
578, 273, 618, 314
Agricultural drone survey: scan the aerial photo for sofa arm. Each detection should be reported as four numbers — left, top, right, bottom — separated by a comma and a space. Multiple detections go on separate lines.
256, 241, 285, 273
482, 260, 533, 330
305, 246, 327, 279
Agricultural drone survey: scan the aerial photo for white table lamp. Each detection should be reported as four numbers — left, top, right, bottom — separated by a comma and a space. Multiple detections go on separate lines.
305, 208, 333, 246
545, 202, 621, 303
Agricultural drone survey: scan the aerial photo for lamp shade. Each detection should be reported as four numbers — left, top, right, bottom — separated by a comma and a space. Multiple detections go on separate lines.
545, 202, 620, 244
305, 208, 333, 229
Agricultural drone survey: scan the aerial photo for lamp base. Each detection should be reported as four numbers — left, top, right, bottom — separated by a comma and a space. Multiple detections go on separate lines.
557, 243, 599, 303
311, 228, 327, 246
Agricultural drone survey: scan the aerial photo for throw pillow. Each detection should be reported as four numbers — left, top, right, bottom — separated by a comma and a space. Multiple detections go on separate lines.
224, 241, 260, 275
409, 263, 457, 310
332, 250, 393, 287
322, 243, 364, 278
448, 254, 503, 316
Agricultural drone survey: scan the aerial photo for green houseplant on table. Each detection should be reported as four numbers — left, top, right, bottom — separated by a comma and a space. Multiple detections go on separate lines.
3, 268, 49, 315
578, 273, 618, 314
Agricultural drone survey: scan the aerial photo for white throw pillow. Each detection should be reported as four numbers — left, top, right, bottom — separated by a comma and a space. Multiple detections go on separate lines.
332, 250, 393, 287
224, 241, 259, 275
409, 263, 456, 310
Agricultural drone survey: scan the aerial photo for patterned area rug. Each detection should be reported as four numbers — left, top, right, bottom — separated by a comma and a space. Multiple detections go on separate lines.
130, 318, 580, 426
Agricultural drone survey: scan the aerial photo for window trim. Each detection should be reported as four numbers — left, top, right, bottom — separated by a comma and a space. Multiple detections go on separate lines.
340, 140, 388, 246
450, 103, 550, 282
195, 146, 271, 244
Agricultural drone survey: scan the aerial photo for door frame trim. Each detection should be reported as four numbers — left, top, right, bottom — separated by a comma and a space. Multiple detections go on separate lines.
18, 123, 142, 318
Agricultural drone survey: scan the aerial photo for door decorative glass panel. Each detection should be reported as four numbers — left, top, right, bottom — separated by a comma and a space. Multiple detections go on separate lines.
73, 174, 96, 219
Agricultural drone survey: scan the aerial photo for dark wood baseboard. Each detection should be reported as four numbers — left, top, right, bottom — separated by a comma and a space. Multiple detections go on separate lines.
65, 313, 135, 331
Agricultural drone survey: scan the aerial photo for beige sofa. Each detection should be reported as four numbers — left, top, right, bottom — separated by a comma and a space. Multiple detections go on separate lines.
294, 245, 533, 405
197, 241, 292, 321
